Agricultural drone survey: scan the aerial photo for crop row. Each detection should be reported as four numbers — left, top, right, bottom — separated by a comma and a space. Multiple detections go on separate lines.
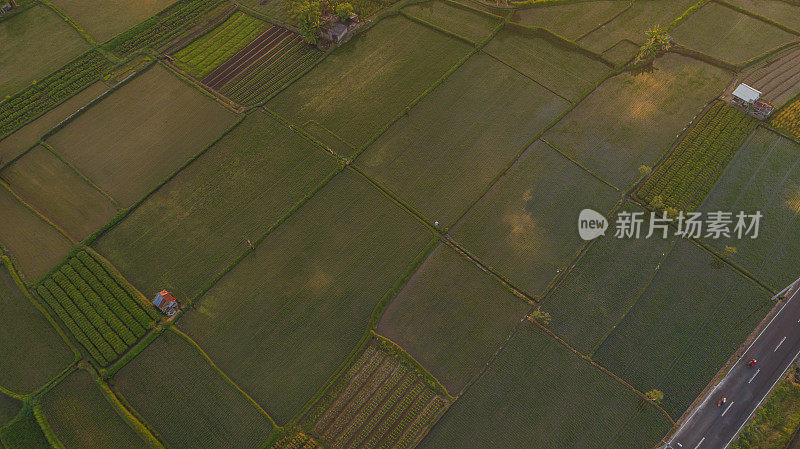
638, 101, 756, 212
357, 379, 422, 449
321, 359, 397, 441
771, 97, 800, 140
34, 251, 157, 365
106, 0, 224, 57
393, 396, 449, 449
377, 388, 434, 449
306, 338, 450, 449
269, 432, 320, 449
0, 51, 112, 139
222, 37, 322, 105
329, 366, 411, 448
312, 347, 385, 433
175, 12, 266, 79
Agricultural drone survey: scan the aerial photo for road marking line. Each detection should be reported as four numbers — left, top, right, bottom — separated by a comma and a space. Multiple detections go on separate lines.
695, 437, 705, 449
670, 287, 800, 448
775, 336, 787, 352
724, 343, 800, 449
721, 402, 734, 417
748, 369, 760, 384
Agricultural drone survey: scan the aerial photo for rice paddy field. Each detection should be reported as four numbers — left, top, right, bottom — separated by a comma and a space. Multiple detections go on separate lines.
49, 0, 178, 42
1, 146, 118, 241
114, 328, 275, 449
178, 170, 435, 424
93, 110, 338, 301
0, 186, 73, 281
267, 15, 473, 151
6, 0, 800, 447
0, 257, 73, 395
727, 0, 800, 31
449, 140, 620, 298
576, 0, 699, 53
671, 2, 798, 65
483, 29, 613, 102
541, 203, 674, 354
0, 394, 21, 427
45, 64, 238, 207
578, 0, 697, 53
593, 239, 772, 417
38, 370, 150, 449
0, 5, 90, 98
358, 53, 570, 226
419, 322, 674, 449
401, 1, 500, 43
377, 244, 530, 394
509, 1, 629, 41
545, 54, 731, 189
700, 127, 800, 290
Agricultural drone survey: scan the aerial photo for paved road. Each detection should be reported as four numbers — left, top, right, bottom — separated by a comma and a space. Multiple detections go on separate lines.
666, 283, 800, 449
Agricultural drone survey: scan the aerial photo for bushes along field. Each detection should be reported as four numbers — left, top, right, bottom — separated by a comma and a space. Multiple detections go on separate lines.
173, 12, 268, 79
35, 250, 158, 366
304, 337, 451, 449
270, 432, 321, 449
771, 96, 800, 140
638, 101, 757, 212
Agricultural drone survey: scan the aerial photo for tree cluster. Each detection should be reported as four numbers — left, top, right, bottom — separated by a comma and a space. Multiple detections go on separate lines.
289, 0, 355, 44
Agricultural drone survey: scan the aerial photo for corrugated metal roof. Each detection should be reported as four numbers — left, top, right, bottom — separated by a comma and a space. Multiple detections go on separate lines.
732, 84, 761, 103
